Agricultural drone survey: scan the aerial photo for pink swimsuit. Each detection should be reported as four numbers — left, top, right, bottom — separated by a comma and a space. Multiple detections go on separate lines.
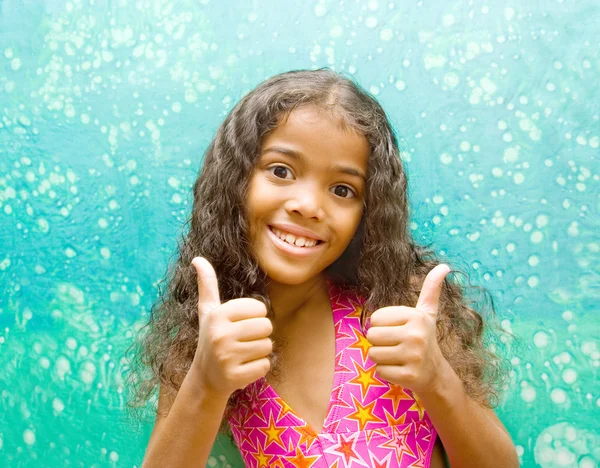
228, 280, 438, 467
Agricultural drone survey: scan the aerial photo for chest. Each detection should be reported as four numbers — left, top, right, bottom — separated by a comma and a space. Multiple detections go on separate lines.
266, 323, 447, 467
268, 311, 335, 433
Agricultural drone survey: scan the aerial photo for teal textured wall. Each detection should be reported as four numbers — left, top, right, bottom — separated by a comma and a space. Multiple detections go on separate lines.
0, 1, 598, 467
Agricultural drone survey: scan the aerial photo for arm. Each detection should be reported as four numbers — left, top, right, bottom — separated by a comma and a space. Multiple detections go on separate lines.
418, 360, 518, 468
142, 367, 229, 468
143, 257, 272, 467
366, 265, 518, 468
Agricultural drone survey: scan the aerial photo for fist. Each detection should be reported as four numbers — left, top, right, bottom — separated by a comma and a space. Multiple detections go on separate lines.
366, 264, 451, 396
191, 257, 273, 397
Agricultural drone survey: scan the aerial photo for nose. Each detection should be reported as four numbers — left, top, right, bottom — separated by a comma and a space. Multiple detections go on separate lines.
283, 184, 326, 220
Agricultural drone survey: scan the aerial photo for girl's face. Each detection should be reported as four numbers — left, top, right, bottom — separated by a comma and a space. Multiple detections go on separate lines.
246, 105, 370, 286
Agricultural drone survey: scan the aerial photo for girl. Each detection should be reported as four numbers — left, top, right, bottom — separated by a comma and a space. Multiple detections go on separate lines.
129, 68, 518, 467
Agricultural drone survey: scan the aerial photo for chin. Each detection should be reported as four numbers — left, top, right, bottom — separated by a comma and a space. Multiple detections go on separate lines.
265, 271, 316, 286
261, 263, 325, 286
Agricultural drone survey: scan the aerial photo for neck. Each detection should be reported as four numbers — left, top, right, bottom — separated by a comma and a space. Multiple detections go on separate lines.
266, 273, 329, 326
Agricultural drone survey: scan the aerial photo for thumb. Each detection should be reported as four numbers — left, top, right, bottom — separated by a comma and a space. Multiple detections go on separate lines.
191, 257, 221, 316
415, 264, 451, 315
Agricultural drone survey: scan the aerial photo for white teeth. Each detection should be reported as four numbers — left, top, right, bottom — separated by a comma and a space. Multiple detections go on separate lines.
272, 227, 318, 248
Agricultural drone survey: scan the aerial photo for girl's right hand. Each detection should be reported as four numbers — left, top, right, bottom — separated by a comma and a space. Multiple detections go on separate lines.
190, 257, 273, 398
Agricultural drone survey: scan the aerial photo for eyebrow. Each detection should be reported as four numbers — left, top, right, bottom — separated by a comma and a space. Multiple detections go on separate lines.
262, 146, 367, 181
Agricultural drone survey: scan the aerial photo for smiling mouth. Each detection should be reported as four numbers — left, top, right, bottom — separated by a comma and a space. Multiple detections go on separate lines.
268, 226, 324, 248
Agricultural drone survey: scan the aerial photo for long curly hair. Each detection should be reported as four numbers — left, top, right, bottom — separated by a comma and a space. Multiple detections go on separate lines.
125, 68, 509, 433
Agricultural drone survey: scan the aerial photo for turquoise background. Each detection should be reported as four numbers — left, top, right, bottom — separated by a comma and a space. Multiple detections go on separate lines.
1, 0, 598, 467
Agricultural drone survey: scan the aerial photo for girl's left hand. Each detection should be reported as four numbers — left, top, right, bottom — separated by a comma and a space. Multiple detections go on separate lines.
366, 264, 452, 396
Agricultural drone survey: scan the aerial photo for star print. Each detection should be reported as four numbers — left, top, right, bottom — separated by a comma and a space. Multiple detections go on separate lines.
331, 433, 360, 465
226, 285, 440, 467
346, 393, 384, 431
408, 440, 429, 468
366, 427, 390, 444
369, 451, 394, 468
274, 396, 302, 426
289, 446, 320, 468
323, 418, 341, 434
382, 422, 417, 462
334, 318, 352, 341
297, 422, 318, 451
253, 445, 273, 468
347, 327, 372, 364
329, 384, 352, 412
347, 298, 363, 318
258, 411, 286, 449
247, 395, 268, 424
383, 405, 408, 427
348, 360, 387, 399
408, 395, 426, 421
334, 356, 354, 375
381, 385, 413, 415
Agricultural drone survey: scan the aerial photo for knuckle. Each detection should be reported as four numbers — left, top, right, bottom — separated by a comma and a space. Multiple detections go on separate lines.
404, 371, 417, 385
254, 303, 268, 318
210, 326, 229, 346
214, 348, 232, 366
369, 314, 380, 327
401, 306, 416, 319
412, 333, 427, 347
375, 366, 389, 380
406, 350, 421, 365
223, 366, 238, 383
260, 318, 273, 335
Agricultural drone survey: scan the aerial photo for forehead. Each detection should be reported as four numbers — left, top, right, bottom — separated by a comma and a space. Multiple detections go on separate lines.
261, 105, 370, 171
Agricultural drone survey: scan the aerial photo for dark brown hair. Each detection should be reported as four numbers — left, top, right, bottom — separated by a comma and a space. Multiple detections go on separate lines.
125, 68, 509, 431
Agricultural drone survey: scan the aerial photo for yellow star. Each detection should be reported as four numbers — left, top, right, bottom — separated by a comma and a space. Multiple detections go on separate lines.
408, 393, 426, 420
348, 328, 372, 364
254, 445, 273, 468
349, 362, 386, 399
275, 396, 298, 425
346, 393, 384, 430
258, 411, 285, 449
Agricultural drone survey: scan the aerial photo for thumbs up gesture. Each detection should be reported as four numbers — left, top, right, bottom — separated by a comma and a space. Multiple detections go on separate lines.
366, 264, 452, 396
190, 257, 273, 398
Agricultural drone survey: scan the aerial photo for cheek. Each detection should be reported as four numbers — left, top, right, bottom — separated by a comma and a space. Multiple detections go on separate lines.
337, 209, 363, 244
248, 176, 279, 207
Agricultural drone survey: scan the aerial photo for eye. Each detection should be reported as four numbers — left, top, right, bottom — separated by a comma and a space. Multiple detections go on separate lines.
268, 165, 293, 179
332, 185, 357, 199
